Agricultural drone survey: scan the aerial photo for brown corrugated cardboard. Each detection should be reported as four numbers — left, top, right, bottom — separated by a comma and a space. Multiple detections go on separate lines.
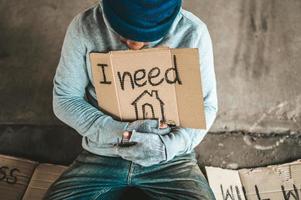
90, 47, 206, 129
206, 167, 246, 200
22, 163, 68, 200
206, 159, 301, 200
0, 154, 38, 200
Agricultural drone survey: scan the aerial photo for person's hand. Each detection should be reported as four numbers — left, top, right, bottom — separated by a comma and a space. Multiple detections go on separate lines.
88, 118, 171, 148
116, 130, 167, 167
116, 125, 207, 167
156, 126, 208, 161
126, 119, 171, 135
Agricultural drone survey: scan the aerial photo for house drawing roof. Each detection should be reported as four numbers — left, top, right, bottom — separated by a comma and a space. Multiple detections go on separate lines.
131, 90, 165, 106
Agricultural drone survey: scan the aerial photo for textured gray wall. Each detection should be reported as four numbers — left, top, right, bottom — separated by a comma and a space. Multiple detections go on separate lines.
0, 0, 97, 125
0, 0, 300, 134
185, 0, 301, 134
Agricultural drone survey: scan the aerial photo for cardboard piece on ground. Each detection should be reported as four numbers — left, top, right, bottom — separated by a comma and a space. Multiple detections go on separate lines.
206, 167, 246, 200
0, 154, 38, 200
206, 159, 301, 200
90, 47, 206, 129
22, 163, 68, 200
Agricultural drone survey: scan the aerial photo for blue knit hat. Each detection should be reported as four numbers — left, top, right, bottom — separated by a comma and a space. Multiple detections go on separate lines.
102, 0, 182, 42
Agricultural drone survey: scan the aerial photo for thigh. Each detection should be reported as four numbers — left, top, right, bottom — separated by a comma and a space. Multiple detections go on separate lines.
44, 150, 129, 200
133, 152, 216, 200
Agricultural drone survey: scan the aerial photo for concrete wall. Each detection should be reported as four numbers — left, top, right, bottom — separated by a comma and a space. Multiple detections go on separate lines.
0, 0, 97, 125
185, 0, 301, 134
0, 0, 300, 134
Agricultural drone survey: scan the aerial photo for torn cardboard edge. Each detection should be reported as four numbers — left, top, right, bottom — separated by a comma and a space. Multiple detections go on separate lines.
206, 159, 301, 200
90, 47, 206, 129
0, 154, 38, 200
22, 163, 68, 200
0, 154, 68, 200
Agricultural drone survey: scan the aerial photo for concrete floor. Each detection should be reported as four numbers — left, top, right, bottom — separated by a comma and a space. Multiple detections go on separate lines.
197, 131, 301, 177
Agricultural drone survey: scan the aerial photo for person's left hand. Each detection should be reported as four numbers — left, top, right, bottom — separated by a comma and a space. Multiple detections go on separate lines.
116, 130, 167, 167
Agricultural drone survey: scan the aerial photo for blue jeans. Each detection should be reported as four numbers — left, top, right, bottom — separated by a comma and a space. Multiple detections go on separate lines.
44, 149, 216, 200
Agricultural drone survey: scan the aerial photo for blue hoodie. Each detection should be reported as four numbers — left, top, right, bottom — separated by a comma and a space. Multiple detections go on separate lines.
53, 1, 218, 158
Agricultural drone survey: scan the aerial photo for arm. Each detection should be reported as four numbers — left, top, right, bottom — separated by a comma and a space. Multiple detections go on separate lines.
53, 16, 169, 145
53, 16, 128, 143
159, 24, 218, 161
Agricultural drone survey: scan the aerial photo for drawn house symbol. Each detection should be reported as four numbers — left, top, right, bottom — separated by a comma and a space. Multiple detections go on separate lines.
131, 90, 165, 121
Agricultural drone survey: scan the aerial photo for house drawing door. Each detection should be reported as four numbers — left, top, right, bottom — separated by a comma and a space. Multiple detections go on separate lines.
142, 103, 155, 119
131, 90, 165, 121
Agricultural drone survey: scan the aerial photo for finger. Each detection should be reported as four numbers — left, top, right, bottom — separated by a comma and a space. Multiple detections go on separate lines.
122, 131, 132, 140
159, 121, 169, 129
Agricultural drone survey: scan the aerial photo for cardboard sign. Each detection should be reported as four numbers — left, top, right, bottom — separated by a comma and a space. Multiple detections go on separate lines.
206, 159, 301, 200
22, 163, 68, 200
206, 167, 246, 200
0, 154, 38, 200
90, 48, 206, 129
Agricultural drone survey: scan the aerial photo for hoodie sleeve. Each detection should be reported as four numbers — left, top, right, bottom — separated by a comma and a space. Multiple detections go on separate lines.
160, 24, 218, 161
52, 16, 128, 141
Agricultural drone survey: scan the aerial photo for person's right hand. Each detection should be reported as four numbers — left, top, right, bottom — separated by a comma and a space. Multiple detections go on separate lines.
126, 119, 171, 135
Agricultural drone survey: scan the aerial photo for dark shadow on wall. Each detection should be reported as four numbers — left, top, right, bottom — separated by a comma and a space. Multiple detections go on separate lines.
0, 0, 97, 164
0, 125, 82, 165
0, 0, 97, 125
